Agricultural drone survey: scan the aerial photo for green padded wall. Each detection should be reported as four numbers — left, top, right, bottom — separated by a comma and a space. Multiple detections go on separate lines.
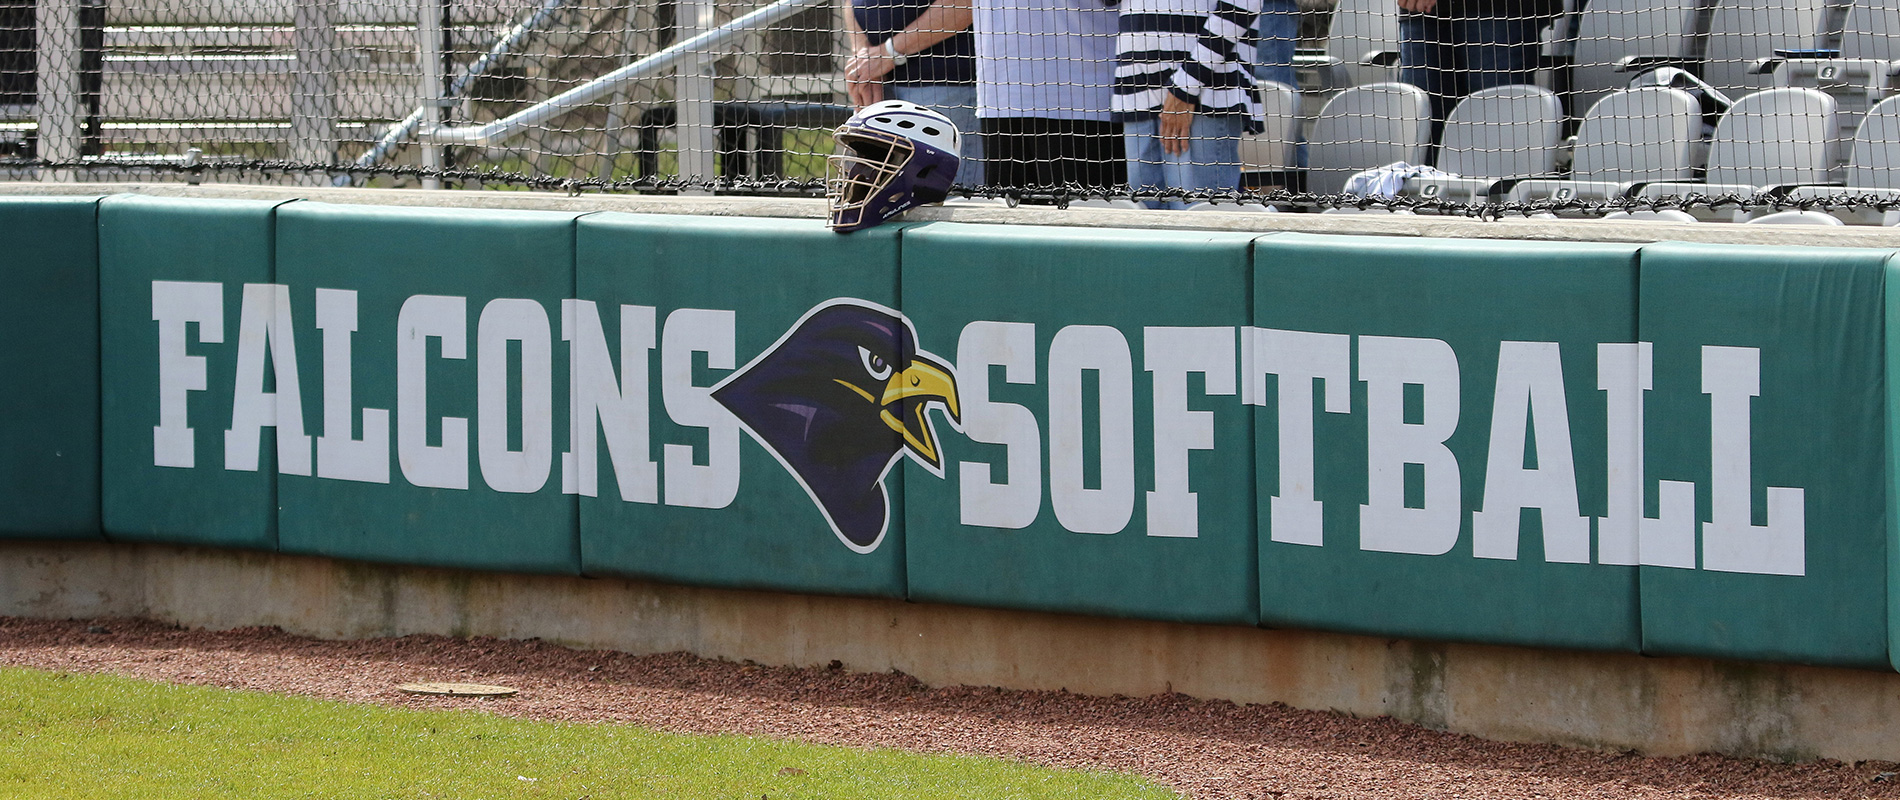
1253, 233, 1642, 651
1639, 242, 1892, 669
99, 195, 284, 549
274, 202, 581, 574
573, 213, 906, 597
901, 222, 1259, 624
0, 196, 102, 539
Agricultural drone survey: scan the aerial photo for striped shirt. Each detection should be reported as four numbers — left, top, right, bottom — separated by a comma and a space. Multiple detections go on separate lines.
1112, 0, 1265, 133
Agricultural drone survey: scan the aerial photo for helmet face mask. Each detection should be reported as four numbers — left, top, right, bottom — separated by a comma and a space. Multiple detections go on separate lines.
827, 101, 961, 233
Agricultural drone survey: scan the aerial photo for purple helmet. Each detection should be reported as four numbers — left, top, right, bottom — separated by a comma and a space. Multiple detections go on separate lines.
827, 100, 961, 233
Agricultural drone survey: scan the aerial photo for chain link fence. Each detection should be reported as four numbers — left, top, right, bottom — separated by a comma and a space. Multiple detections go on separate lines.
2, 0, 1897, 221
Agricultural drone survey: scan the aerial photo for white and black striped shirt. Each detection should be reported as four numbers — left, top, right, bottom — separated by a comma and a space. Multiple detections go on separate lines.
1112, 0, 1265, 133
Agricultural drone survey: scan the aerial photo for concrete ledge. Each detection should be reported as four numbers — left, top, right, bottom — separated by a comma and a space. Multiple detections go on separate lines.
2, 540, 1896, 764
5, 181, 1900, 249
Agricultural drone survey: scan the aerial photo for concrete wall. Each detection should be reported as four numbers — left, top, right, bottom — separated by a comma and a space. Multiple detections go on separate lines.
4, 539, 1898, 764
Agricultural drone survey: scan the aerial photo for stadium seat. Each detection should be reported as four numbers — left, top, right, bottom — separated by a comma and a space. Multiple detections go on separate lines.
1241, 81, 1302, 186
1744, 209, 1847, 224
1783, 94, 1900, 224
1597, 209, 1700, 222
1635, 88, 1838, 221
1402, 84, 1563, 203
1300, 0, 1401, 92
1701, 0, 1831, 98
1761, 0, 1900, 142
1504, 86, 1703, 208
1568, 0, 1706, 120
1306, 82, 1433, 195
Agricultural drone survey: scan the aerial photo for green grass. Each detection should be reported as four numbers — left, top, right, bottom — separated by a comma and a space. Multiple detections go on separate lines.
0, 667, 1178, 799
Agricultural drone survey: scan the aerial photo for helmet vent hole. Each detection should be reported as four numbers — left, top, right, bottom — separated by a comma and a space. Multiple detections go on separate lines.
897, 120, 916, 128
922, 126, 940, 136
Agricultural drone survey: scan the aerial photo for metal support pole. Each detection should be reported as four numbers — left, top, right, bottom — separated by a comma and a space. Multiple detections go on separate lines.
416, 0, 445, 189
35, 0, 80, 181
422, 0, 823, 148
292, 0, 339, 185
675, 0, 716, 186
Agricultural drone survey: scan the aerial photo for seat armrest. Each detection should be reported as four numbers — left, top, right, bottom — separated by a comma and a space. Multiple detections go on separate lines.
1614, 55, 1691, 73
1358, 49, 1400, 68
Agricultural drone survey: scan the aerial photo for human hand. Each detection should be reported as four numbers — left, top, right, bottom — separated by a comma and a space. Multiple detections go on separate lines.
1160, 92, 1194, 156
1397, 0, 1436, 13
845, 46, 895, 108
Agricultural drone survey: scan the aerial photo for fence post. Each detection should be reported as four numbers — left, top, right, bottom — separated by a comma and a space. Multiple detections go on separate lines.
292, 0, 339, 185
676, 0, 716, 187
416, 0, 445, 189
34, 0, 79, 180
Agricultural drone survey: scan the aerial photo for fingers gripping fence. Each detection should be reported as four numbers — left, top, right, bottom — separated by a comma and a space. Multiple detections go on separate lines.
6, 0, 1900, 222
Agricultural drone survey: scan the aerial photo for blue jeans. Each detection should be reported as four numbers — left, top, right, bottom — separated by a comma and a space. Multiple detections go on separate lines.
1123, 113, 1245, 209
891, 83, 984, 186
1251, 0, 1299, 92
1400, 14, 1544, 128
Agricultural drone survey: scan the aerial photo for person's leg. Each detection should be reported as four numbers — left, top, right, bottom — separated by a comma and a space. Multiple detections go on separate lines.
1399, 14, 1455, 130
1055, 118, 1126, 190
1457, 14, 1545, 97
980, 116, 1031, 189
1251, 0, 1299, 91
1168, 113, 1245, 199
891, 83, 984, 186
1122, 116, 1175, 208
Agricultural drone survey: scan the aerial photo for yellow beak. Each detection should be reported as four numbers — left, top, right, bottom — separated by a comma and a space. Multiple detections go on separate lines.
877, 356, 960, 468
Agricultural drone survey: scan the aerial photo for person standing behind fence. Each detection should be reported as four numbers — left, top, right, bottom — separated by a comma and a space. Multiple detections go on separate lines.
973, 0, 1124, 192
845, 0, 985, 185
1398, 0, 1562, 134
1114, 0, 1265, 208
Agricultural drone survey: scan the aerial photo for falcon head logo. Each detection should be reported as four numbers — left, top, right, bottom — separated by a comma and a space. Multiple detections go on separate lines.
711, 300, 960, 553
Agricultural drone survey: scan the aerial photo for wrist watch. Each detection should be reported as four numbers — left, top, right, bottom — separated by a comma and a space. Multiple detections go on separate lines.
883, 39, 908, 66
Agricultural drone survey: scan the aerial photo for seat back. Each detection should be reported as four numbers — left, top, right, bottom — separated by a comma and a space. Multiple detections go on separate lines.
1840, 0, 1900, 61
1323, 0, 1401, 88
1703, 87, 1837, 187
1570, 86, 1703, 182
1306, 82, 1432, 194
1436, 84, 1563, 180
1702, 0, 1829, 96
1846, 95, 1900, 190
1570, 0, 1706, 118
1241, 81, 1301, 173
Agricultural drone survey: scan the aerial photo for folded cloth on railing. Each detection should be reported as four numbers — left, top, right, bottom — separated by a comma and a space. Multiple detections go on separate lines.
1343, 161, 1451, 198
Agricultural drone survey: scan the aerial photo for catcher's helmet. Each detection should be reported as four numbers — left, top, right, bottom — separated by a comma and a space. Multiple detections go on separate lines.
827, 100, 961, 233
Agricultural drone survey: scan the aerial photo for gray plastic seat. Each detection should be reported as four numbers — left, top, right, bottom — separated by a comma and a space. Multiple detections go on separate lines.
1702, 0, 1831, 98
1306, 82, 1432, 195
1403, 84, 1563, 203
1766, 0, 1900, 142
1745, 209, 1847, 224
1784, 94, 1900, 223
1637, 88, 1838, 219
1597, 209, 1701, 222
1569, 0, 1706, 120
1241, 81, 1301, 179
1505, 86, 1703, 206
1302, 0, 1400, 91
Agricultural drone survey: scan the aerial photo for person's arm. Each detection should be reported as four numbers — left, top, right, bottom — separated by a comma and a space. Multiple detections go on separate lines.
843, 5, 884, 108
843, 0, 973, 107
883, 0, 971, 62
1397, 0, 1436, 12
1163, 0, 1261, 154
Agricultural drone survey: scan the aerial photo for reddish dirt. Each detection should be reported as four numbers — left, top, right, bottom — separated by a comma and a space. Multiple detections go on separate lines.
1, 615, 1895, 800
